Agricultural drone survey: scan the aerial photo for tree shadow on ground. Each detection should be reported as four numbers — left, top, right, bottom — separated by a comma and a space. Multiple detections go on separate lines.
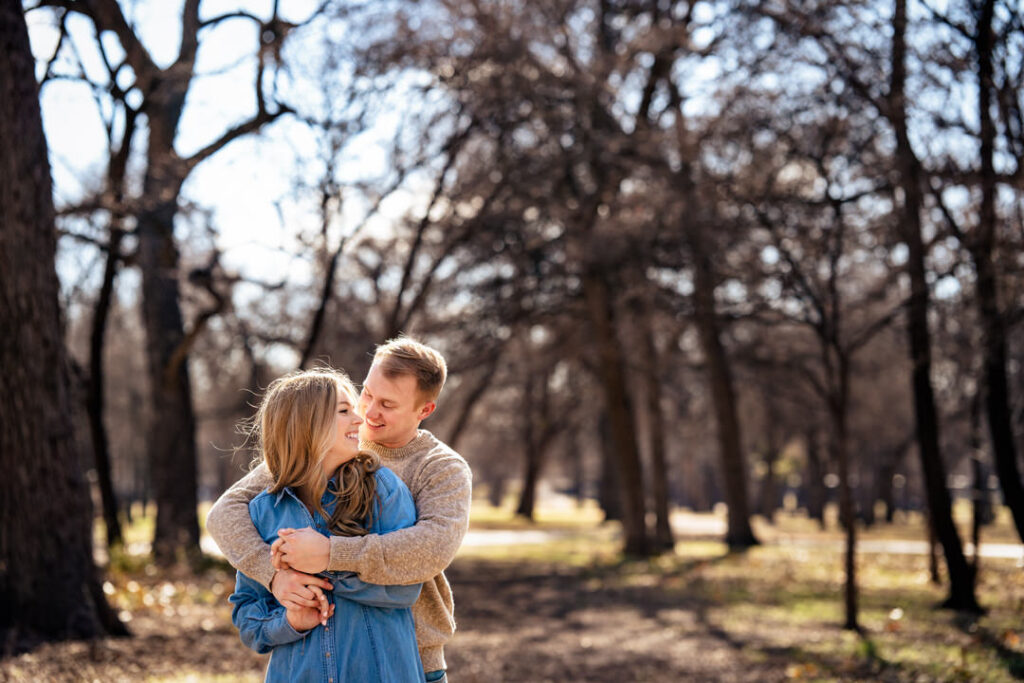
4, 552, 1020, 682
446, 555, 802, 682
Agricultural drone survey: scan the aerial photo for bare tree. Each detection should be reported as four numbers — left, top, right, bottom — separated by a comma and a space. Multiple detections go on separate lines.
0, 0, 126, 649
752, 0, 981, 613
32, 0, 319, 563
927, 0, 1024, 543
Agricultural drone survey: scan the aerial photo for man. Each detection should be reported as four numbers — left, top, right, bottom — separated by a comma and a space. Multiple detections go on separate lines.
207, 338, 472, 683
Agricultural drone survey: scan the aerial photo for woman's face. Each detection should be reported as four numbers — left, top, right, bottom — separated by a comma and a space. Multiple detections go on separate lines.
323, 387, 363, 474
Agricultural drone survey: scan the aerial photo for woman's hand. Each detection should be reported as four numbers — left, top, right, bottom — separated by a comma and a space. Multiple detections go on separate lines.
270, 567, 333, 616
272, 527, 330, 574
286, 601, 334, 632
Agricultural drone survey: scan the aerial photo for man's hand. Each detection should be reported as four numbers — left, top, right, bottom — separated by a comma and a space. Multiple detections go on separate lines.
272, 527, 331, 574
270, 567, 333, 614
286, 601, 335, 632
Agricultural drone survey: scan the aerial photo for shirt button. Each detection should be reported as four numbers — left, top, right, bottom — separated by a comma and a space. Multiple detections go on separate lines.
325, 652, 331, 658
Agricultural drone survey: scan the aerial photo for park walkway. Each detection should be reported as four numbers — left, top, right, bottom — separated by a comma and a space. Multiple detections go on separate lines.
457, 522, 1024, 563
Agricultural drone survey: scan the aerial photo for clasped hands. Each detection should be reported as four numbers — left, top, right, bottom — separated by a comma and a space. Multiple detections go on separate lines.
268, 527, 333, 631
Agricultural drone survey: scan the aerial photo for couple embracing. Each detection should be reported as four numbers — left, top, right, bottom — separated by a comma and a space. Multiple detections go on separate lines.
206, 337, 472, 683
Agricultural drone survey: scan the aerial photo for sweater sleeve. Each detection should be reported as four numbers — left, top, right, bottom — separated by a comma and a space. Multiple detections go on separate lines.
326, 456, 472, 585
206, 463, 276, 589
330, 469, 422, 608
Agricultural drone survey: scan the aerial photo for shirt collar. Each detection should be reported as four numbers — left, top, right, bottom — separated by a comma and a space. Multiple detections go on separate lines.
271, 475, 339, 506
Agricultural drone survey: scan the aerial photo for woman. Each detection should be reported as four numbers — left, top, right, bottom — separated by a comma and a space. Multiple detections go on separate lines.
229, 368, 424, 682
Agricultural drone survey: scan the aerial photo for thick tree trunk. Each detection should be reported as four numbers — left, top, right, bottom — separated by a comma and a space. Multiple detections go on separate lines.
584, 270, 650, 555
858, 462, 876, 527
515, 373, 543, 520
598, 415, 623, 521
971, 0, 1024, 543
927, 515, 940, 585
130, 49, 206, 564
639, 303, 674, 549
804, 430, 826, 528
515, 449, 544, 519
0, 1, 127, 649
690, 238, 758, 548
487, 474, 506, 507
891, 0, 979, 612
898, 116, 979, 613
138, 188, 200, 564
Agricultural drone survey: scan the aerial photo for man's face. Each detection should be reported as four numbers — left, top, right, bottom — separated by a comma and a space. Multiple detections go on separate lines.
358, 362, 435, 448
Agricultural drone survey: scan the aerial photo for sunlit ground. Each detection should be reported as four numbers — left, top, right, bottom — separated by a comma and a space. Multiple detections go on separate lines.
459, 495, 1024, 682
3, 497, 1022, 681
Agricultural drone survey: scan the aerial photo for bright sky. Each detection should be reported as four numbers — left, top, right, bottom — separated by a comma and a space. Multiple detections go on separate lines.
28, 0, 973, 315
27, 0, 432, 309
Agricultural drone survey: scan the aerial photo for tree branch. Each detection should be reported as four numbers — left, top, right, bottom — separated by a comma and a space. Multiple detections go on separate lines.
183, 106, 292, 172
199, 10, 262, 30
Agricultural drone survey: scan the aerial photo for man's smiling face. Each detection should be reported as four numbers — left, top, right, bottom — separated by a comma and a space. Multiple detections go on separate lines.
358, 362, 435, 448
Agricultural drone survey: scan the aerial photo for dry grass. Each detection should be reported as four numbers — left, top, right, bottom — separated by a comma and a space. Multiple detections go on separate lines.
2, 502, 1021, 682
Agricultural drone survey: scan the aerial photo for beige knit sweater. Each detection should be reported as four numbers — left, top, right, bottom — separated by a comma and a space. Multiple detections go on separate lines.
206, 430, 472, 673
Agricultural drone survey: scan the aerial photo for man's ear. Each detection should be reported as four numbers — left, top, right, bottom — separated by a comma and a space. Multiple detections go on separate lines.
417, 401, 437, 421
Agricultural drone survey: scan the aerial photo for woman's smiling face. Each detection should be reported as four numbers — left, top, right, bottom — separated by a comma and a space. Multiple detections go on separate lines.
323, 386, 363, 474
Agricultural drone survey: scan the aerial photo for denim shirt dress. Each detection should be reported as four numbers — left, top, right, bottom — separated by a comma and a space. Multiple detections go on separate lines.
230, 467, 424, 683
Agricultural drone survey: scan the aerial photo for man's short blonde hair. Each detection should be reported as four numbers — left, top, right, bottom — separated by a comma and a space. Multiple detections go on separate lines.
373, 336, 447, 403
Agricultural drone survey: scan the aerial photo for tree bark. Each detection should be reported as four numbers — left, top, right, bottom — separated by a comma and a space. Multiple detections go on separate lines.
137, 188, 201, 564
0, 0, 127, 649
690, 235, 758, 548
598, 413, 623, 521
640, 304, 674, 549
584, 270, 650, 554
970, 0, 1024, 543
804, 430, 826, 528
891, 0, 980, 612
516, 372, 543, 520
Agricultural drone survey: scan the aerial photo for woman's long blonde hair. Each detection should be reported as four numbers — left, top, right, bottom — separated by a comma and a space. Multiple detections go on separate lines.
247, 368, 379, 536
